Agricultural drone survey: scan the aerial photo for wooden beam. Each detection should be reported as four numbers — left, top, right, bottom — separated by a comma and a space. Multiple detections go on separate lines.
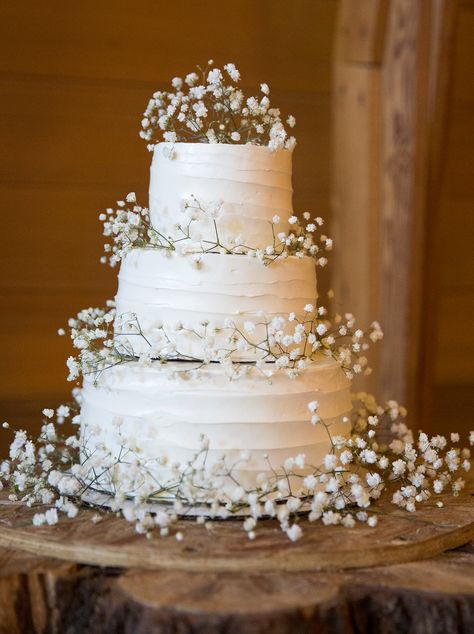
339, 0, 390, 64
331, 0, 387, 397
416, 0, 459, 429
331, 0, 457, 425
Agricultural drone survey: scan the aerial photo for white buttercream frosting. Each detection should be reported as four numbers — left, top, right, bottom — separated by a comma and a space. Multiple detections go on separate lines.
114, 249, 317, 361
149, 142, 294, 249
80, 357, 352, 490
78, 141, 353, 497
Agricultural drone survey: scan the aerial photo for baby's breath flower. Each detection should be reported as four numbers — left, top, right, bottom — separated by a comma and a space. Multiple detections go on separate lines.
286, 523, 302, 541
140, 64, 294, 149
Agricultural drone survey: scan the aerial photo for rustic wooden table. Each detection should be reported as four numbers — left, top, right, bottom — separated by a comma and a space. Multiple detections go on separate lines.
1, 488, 473, 633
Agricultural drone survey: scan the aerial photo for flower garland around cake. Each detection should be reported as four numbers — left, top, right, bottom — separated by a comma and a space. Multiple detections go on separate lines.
62, 293, 383, 384
140, 61, 296, 150
99, 192, 332, 269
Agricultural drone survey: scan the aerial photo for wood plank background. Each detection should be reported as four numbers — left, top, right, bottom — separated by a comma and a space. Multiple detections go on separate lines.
331, 0, 473, 438
432, 0, 474, 434
0, 0, 472, 446
436, 4, 474, 383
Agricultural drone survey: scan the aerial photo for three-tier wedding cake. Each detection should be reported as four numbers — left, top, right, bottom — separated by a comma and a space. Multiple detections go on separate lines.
75, 63, 365, 498
5, 62, 468, 542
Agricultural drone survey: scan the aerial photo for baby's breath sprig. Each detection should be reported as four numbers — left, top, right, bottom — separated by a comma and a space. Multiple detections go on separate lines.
100, 192, 183, 268
140, 61, 296, 151
1, 394, 472, 541
100, 193, 332, 268
64, 302, 140, 383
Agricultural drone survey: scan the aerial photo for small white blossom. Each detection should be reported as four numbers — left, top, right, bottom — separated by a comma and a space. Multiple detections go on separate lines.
243, 321, 255, 333
324, 454, 338, 470
32, 513, 46, 527
286, 524, 302, 542
45, 508, 59, 525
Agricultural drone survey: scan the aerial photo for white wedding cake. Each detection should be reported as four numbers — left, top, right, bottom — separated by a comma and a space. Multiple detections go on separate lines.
79, 140, 351, 492
76, 64, 358, 499
6, 63, 465, 541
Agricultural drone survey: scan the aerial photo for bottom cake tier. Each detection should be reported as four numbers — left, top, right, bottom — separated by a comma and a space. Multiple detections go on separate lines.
79, 356, 352, 497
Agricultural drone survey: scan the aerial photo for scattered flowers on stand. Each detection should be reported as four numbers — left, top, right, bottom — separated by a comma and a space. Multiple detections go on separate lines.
1, 394, 471, 541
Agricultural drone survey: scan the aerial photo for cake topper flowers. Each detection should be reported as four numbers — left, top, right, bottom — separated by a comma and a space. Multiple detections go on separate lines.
139, 61, 296, 151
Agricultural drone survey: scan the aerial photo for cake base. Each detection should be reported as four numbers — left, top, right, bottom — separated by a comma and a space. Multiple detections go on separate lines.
79, 487, 313, 519
3, 482, 474, 634
0, 487, 473, 573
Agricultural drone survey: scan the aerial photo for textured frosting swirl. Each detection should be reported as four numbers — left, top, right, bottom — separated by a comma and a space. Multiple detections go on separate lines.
80, 357, 352, 489
114, 249, 317, 360
149, 142, 294, 249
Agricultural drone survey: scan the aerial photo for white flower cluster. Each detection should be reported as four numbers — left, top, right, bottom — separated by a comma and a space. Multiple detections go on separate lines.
99, 193, 171, 268
64, 302, 130, 382
352, 393, 472, 514
2, 402, 82, 523
99, 193, 333, 268
1, 395, 472, 542
139, 61, 296, 151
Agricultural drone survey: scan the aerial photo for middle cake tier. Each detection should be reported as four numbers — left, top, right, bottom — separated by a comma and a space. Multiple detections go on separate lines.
114, 249, 317, 361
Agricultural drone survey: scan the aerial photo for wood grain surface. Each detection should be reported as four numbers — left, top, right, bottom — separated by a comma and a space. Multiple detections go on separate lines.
0, 550, 473, 634
0, 493, 473, 632
0, 487, 473, 573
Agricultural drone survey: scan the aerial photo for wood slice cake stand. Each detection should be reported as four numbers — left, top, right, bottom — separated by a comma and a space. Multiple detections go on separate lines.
0, 488, 473, 633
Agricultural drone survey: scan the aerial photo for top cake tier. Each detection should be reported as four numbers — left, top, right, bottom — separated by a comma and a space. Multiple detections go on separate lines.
149, 142, 293, 249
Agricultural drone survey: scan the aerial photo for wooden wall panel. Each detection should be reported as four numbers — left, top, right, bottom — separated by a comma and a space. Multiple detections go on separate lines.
436, 295, 474, 383
331, 63, 382, 398
0, 0, 338, 439
434, 3, 474, 391
332, 0, 439, 416
332, 0, 473, 437
0, 1, 336, 91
